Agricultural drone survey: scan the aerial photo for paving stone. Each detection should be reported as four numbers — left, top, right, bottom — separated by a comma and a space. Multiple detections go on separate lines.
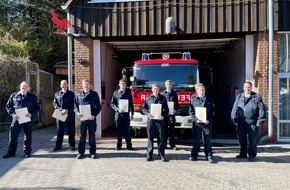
0, 127, 290, 189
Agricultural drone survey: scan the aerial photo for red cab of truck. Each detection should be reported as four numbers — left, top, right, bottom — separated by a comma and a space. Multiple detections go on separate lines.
127, 52, 211, 133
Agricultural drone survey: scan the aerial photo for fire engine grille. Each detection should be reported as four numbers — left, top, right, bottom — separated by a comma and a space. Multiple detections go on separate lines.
179, 105, 190, 116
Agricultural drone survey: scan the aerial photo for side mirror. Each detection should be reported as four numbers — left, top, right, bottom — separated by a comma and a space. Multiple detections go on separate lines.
130, 76, 136, 82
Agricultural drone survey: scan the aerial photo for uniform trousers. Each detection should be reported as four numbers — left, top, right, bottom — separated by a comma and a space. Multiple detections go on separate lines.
8, 120, 33, 155
55, 113, 75, 149
146, 120, 165, 158
78, 119, 97, 155
236, 122, 259, 158
115, 114, 132, 148
164, 115, 176, 148
191, 123, 213, 158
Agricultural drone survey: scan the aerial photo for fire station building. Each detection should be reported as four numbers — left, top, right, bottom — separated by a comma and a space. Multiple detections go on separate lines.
64, 0, 290, 142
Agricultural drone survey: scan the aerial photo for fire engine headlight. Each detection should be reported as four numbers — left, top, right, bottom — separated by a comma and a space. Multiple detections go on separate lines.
134, 105, 141, 112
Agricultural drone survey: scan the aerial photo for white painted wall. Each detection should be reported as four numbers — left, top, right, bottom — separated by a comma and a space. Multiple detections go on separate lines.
93, 40, 102, 139
245, 35, 254, 83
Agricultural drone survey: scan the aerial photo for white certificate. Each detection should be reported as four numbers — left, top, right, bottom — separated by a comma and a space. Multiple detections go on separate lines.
167, 102, 174, 115
79, 105, 91, 121
119, 99, 129, 113
150, 104, 162, 120
52, 109, 68, 122
195, 107, 207, 123
15, 107, 31, 124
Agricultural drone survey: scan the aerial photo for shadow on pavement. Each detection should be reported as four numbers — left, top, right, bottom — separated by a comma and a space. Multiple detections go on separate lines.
1, 126, 290, 180
0, 127, 57, 178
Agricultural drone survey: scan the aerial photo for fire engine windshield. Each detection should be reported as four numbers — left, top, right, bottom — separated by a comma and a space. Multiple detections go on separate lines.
134, 63, 198, 89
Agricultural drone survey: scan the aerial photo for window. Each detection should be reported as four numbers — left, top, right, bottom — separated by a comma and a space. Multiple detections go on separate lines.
278, 33, 290, 72
133, 64, 198, 89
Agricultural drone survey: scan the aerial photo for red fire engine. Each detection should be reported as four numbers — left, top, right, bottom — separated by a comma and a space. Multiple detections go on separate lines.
128, 52, 212, 135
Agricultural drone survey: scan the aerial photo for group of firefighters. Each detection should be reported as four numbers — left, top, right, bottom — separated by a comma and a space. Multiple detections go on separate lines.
3, 78, 266, 163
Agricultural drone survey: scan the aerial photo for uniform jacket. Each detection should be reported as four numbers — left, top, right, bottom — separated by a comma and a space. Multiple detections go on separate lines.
189, 93, 215, 123
6, 91, 40, 118
53, 90, 75, 114
111, 89, 134, 117
231, 92, 266, 126
142, 93, 169, 119
162, 89, 180, 115
74, 90, 101, 117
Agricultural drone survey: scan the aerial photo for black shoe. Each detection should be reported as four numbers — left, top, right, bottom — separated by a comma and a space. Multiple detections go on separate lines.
70, 147, 76, 151
248, 157, 256, 162
146, 157, 153, 161
3, 153, 15, 159
25, 154, 31, 158
160, 156, 167, 162
236, 154, 247, 159
207, 156, 214, 163
76, 154, 84, 159
115, 147, 121, 150
91, 154, 97, 159
53, 147, 61, 151
127, 147, 134, 151
189, 156, 197, 161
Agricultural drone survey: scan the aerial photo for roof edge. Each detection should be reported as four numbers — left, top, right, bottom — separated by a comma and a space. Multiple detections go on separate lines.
65, 0, 76, 10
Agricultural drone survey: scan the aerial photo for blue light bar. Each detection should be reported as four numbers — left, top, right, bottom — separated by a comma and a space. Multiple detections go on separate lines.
142, 53, 150, 60
182, 52, 191, 60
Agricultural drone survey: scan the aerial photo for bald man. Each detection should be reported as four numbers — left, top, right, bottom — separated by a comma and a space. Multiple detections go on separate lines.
4, 81, 40, 159
53, 80, 76, 151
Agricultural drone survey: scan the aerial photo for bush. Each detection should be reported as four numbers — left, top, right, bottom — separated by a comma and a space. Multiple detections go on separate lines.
0, 54, 32, 123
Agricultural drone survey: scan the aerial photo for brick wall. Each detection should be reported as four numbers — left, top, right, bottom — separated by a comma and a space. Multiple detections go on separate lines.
74, 38, 94, 93
254, 32, 278, 142
73, 37, 94, 135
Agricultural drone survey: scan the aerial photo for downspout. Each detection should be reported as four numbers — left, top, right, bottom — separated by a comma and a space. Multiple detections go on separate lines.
258, 0, 274, 144
61, 5, 73, 91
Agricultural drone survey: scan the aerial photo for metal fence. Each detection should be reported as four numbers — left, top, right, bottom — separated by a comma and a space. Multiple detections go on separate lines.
39, 70, 59, 99
0, 56, 58, 127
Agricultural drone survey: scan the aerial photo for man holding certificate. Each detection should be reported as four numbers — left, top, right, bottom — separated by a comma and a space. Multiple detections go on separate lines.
189, 83, 215, 163
74, 79, 101, 159
4, 81, 40, 159
162, 80, 180, 150
52, 80, 76, 151
142, 83, 169, 162
111, 79, 134, 150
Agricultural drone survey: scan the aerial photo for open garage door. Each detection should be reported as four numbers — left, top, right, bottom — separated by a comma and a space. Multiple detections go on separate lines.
105, 37, 245, 139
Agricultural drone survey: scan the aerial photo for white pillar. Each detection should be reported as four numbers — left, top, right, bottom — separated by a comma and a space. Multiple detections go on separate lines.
67, 12, 73, 91
245, 35, 254, 83
93, 40, 102, 139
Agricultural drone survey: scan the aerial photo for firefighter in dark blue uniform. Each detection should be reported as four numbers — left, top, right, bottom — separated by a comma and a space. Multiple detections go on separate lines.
3, 81, 40, 159
53, 80, 75, 151
142, 83, 169, 162
231, 81, 266, 162
111, 79, 134, 150
162, 80, 180, 150
74, 79, 101, 159
189, 83, 215, 163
